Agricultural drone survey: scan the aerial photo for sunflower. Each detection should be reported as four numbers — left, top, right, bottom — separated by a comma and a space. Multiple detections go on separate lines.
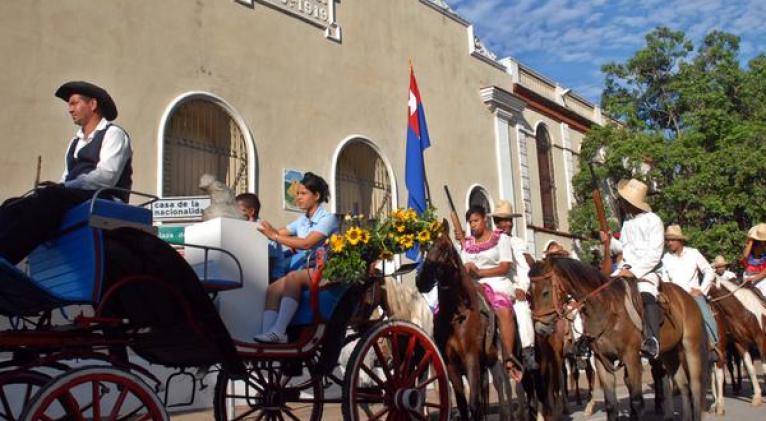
399, 234, 415, 250
359, 229, 370, 245
329, 234, 345, 253
429, 220, 442, 233
405, 208, 417, 221
392, 209, 406, 221
379, 249, 394, 260
417, 229, 431, 244
345, 226, 363, 246
394, 221, 406, 233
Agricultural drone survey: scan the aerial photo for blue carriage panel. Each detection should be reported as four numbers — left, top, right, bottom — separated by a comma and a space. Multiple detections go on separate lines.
27, 199, 152, 303
289, 283, 350, 326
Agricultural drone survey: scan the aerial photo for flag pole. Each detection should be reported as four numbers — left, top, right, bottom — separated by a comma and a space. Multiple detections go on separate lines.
410, 60, 432, 208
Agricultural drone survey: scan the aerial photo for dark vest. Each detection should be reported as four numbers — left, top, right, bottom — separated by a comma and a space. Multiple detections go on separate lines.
65, 124, 133, 202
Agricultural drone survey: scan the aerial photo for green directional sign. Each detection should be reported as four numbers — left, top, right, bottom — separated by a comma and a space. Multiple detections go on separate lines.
158, 226, 185, 245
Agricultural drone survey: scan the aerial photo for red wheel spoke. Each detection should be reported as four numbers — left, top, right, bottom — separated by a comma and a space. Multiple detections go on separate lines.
108, 388, 129, 421
400, 335, 418, 376
135, 414, 152, 421
0, 389, 12, 420
366, 406, 390, 421
39, 415, 55, 421
354, 390, 385, 402
390, 332, 401, 382
415, 374, 440, 390
232, 406, 261, 421
91, 381, 101, 421
372, 341, 393, 384
405, 350, 434, 386
359, 364, 386, 388
282, 407, 301, 421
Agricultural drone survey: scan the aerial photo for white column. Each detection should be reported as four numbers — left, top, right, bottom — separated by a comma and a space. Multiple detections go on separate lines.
516, 127, 536, 252
493, 109, 516, 218
560, 122, 575, 210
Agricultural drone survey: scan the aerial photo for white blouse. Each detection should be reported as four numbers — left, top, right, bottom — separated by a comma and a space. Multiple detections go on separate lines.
461, 233, 513, 295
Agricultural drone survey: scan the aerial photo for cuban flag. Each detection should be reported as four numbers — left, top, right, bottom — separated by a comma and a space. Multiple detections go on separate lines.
405, 66, 431, 260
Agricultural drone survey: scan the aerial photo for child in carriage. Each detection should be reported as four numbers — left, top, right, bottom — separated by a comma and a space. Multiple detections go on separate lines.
254, 172, 338, 343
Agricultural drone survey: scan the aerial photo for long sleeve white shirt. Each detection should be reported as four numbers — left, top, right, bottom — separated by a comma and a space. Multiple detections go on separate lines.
509, 236, 531, 291
615, 212, 664, 279
60, 118, 132, 190
661, 247, 715, 294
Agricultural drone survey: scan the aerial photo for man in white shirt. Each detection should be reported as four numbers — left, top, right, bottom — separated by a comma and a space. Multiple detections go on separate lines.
660, 225, 719, 359
712, 255, 737, 285
0, 81, 132, 264
611, 179, 664, 359
491, 200, 538, 370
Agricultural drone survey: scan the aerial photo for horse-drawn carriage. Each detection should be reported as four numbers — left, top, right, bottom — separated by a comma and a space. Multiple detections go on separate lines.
0, 189, 450, 420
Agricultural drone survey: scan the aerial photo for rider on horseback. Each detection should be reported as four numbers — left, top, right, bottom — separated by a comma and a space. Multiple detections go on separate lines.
611, 179, 664, 359
742, 223, 766, 301
490, 200, 539, 371
660, 224, 720, 362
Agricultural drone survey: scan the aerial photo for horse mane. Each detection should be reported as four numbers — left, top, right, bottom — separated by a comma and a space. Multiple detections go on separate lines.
715, 278, 766, 326
531, 256, 622, 301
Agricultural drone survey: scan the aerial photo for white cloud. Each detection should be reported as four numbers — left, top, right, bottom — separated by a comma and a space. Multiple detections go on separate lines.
447, 0, 766, 102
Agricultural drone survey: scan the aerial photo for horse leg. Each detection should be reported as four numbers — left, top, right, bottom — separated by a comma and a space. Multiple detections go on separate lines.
684, 339, 707, 421
490, 361, 512, 421
672, 360, 693, 421
465, 355, 483, 419
594, 358, 618, 421
710, 362, 725, 416
623, 350, 645, 420
448, 364, 470, 420
742, 350, 763, 406
583, 356, 597, 417
654, 355, 675, 420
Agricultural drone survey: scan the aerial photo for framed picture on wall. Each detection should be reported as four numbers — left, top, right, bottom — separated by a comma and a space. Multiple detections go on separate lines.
283, 169, 304, 212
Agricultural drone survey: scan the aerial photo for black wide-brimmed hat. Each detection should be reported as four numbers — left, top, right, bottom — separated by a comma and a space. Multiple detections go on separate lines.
55, 81, 118, 120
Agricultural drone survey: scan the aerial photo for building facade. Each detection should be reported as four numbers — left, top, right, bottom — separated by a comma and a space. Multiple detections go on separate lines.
0, 0, 606, 257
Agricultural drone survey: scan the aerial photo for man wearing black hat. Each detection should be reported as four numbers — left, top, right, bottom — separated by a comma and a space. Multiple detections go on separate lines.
0, 81, 132, 265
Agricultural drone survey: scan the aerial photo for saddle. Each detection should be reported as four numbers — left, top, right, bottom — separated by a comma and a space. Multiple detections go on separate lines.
620, 277, 672, 332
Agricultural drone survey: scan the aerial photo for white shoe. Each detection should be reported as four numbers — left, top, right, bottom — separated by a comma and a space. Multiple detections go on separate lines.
253, 331, 287, 344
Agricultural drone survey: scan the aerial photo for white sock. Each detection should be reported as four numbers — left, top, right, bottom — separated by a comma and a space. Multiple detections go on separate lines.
261, 310, 277, 334
270, 297, 300, 335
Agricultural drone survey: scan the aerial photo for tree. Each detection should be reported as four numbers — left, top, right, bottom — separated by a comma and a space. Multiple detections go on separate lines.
570, 27, 766, 268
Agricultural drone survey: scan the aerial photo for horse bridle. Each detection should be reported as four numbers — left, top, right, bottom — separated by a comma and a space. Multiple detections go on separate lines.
530, 270, 617, 323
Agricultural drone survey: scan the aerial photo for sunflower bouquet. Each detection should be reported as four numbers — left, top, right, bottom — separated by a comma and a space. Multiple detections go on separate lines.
324, 208, 441, 285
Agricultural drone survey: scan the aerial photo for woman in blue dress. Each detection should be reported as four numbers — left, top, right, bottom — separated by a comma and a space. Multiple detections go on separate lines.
254, 172, 338, 343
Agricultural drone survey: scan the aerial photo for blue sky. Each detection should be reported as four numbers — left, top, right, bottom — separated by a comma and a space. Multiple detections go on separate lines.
447, 0, 766, 104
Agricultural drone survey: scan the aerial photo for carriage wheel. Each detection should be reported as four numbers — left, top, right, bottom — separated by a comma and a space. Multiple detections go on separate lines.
21, 366, 167, 421
213, 360, 324, 421
0, 371, 60, 421
342, 320, 450, 421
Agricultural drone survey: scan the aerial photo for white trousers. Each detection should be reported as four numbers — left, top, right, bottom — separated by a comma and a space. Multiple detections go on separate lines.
637, 272, 661, 297
514, 300, 535, 348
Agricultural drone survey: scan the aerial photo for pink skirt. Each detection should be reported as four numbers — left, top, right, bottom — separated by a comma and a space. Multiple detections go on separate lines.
481, 284, 513, 310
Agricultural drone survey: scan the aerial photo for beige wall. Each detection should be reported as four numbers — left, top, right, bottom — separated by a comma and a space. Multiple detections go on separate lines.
0, 0, 595, 249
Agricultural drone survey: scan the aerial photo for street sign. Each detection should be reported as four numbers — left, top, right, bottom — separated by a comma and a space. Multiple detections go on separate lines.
152, 196, 211, 221
157, 226, 185, 244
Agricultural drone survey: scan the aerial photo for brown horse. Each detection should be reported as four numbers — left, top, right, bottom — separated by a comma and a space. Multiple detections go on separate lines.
416, 223, 512, 420
529, 256, 709, 421
708, 277, 766, 408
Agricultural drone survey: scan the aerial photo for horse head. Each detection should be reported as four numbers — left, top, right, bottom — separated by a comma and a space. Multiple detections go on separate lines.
528, 257, 568, 330
416, 218, 462, 293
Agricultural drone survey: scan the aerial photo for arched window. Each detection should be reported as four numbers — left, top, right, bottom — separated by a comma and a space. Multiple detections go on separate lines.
162, 97, 251, 196
536, 125, 557, 229
335, 140, 393, 221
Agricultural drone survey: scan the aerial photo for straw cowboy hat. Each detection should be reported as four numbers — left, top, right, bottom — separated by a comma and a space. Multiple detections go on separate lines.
747, 223, 766, 242
712, 255, 729, 268
664, 224, 687, 241
617, 179, 651, 212
490, 200, 522, 218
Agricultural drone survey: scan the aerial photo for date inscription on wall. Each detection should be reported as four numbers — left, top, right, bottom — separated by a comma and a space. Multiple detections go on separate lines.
235, 0, 341, 41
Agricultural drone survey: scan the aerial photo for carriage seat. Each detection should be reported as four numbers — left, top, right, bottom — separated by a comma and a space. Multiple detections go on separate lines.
26, 199, 153, 304
289, 283, 349, 326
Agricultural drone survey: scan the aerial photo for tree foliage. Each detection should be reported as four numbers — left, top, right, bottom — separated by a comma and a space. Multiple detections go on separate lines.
570, 27, 766, 267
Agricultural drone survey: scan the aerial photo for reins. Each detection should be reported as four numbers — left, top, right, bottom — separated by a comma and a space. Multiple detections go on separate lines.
709, 281, 748, 303
530, 269, 617, 322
